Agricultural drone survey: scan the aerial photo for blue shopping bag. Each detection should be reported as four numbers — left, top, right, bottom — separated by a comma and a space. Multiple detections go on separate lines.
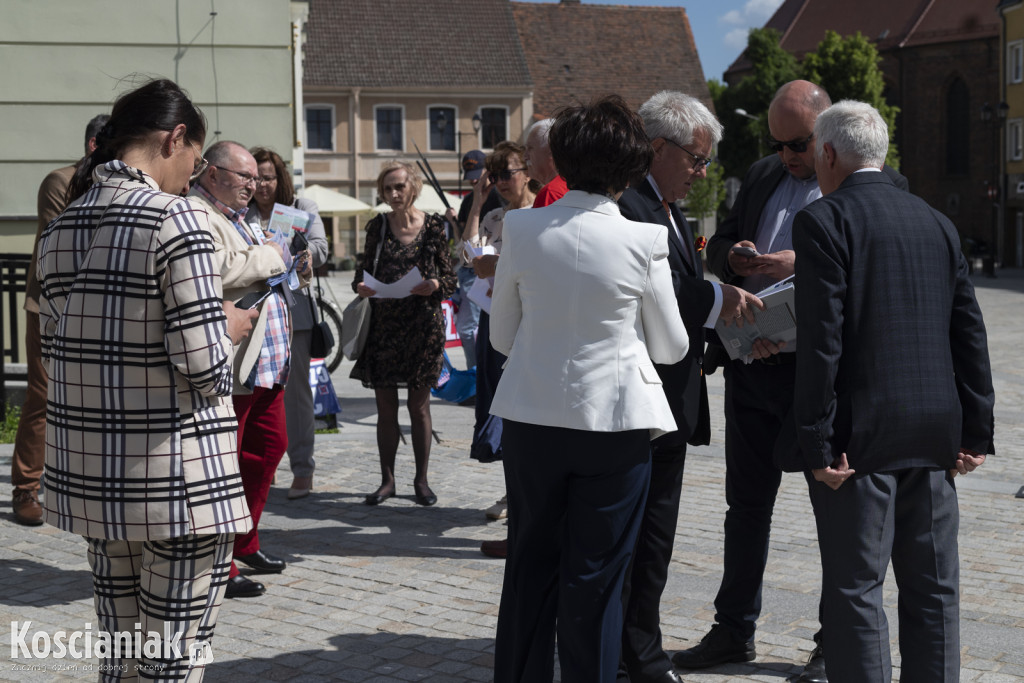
309, 358, 341, 417
432, 351, 476, 404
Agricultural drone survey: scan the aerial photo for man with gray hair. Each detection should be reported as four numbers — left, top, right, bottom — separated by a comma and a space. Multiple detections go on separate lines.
793, 100, 993, 683
524, 118, 566, 206
616, 90, 761, 683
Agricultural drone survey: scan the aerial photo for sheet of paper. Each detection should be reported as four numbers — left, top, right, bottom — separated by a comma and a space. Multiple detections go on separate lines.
467, 276, 494, 314
364, 266, 423, 299
268, 202, 312, 240
463, 243, 497, 261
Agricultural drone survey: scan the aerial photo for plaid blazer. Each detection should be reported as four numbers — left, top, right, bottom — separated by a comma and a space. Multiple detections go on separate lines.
37, 161, 252, 541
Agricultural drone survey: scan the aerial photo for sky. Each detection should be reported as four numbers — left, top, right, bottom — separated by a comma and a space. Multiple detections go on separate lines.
514, 0, 786, 82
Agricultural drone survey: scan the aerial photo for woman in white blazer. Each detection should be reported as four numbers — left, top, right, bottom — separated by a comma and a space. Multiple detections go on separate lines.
490, 96, 689, 683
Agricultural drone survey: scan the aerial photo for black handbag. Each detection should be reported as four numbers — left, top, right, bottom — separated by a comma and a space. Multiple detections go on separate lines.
309, 273, 335, 359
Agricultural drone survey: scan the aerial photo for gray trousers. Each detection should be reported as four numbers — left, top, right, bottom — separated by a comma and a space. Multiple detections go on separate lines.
285, 329, 316, 478
810, 467, 960, 683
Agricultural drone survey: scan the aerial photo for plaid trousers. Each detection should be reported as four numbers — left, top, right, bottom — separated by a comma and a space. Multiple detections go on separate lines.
86, 534, 233, 682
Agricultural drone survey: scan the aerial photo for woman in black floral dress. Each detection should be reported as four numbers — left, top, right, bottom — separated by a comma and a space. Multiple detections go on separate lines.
351, 161, 456, 506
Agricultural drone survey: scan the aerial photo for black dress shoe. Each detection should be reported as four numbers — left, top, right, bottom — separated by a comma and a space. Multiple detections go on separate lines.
224, 575, 265, 599
235, 549, 286, 574
365, 487, 394, 505
413, 484, 437, 506
652, 670, 685, 683
795, 643, 827, 683
672, 624, 756, 669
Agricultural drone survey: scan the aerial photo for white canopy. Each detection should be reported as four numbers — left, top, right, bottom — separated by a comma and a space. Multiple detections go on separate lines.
299, 184, 373, 217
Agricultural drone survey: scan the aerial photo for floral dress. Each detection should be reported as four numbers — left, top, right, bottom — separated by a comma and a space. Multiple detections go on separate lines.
350, 213, 457, 389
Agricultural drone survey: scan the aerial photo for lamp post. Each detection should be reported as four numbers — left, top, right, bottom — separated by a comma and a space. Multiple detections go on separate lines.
981, 101, 1009, 276
735, 108, 763, 157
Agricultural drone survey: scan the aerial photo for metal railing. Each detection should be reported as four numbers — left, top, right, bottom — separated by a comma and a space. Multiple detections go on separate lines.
0, 253, 31, 419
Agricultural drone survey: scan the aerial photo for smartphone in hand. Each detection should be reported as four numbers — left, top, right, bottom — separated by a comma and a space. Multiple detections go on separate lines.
732, 245, 760, 258
234, 289, 272, 310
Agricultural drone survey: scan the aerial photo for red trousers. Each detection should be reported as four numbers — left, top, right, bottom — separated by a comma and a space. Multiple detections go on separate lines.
230, 386, 287, 576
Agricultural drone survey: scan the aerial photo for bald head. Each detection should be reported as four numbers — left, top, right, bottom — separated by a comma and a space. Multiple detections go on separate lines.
767, 80, 832, 180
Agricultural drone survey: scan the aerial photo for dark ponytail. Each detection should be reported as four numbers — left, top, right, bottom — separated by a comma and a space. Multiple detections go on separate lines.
66, 78, 207, 203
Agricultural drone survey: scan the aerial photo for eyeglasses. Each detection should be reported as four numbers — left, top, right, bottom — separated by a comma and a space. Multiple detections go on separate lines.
765, 133, 814, 153
210, 164, 259, 186
488, 168, 527, 183
665, 139, 713, 171
257, 175, 278, 185
189, 143, 209, 183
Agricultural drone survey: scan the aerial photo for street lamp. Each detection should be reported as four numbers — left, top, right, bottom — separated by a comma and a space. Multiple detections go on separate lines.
735, 108, 763, 157
981, 101, 1009, 276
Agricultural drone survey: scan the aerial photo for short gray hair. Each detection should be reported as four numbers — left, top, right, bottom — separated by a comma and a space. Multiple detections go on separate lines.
814, 100, 888, 168
526, 118, 554, 145
638, 90, 723, 146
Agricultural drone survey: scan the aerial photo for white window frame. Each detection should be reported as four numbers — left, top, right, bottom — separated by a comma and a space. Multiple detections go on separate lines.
304, 104, 335, 151
374, 104, 405, 152
477, 105, 510, 151
1009, 118, 1023, 161
427, 104, 458, 152
1010, 40, 1024, 85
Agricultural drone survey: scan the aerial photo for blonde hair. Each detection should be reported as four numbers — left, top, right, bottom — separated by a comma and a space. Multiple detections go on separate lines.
376, 160, 423, 201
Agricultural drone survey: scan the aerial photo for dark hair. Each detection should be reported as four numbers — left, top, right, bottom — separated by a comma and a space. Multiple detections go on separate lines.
485, 141, 524, 174
83, 114, 110, 153
67, 79, 206, 202
548, 95, 652, 195
250, 147, 295, 205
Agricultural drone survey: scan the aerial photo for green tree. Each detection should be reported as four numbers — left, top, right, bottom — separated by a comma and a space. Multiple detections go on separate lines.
685, 161, 726, 223
801, 30, 900, 168
711, 28, 799, 178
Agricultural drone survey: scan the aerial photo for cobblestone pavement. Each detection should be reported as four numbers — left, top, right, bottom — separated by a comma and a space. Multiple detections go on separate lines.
2, 270, 1022, 682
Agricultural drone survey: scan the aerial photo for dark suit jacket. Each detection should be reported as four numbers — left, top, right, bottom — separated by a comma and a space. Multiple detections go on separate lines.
792, 171, 995, 473
619, 179, 713, 446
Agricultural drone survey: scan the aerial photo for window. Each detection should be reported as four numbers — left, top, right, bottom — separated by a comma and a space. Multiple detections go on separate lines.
305, 105, 334, 151
429, 106, 456, 151
375, 105, 404, 151
479, 106, 508, 149
1009, 40, 1024, 85
1010, 118, 1023, 161
944, 78, 968, 175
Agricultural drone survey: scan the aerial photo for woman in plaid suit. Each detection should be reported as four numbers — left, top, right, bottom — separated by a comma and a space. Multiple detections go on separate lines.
36, 79, 256, 681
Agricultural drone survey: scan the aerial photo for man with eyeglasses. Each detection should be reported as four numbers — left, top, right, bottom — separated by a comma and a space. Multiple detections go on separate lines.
189, 141, 306, 599
673, 81, 907, 683
616, 90, 762, 683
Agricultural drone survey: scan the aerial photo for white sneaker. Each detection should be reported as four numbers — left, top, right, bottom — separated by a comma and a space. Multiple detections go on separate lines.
485, 495, 508, 520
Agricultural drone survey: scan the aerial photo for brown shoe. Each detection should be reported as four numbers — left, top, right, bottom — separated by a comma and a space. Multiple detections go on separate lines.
480, 538, 508, 559
12, 489, 44, 526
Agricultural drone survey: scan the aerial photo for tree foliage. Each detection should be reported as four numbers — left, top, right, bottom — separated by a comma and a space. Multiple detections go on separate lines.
801, 30, 900, 168
685, 161, 726, 221
711, 27, 901, 181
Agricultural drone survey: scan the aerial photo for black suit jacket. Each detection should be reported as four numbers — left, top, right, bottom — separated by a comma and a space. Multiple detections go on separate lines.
619, 179, 713, 446
793, 171, 995, 472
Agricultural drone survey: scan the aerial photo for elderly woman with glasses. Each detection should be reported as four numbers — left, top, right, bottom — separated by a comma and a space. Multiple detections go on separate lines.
351, 161, 457, 507
247, 147, 329, 501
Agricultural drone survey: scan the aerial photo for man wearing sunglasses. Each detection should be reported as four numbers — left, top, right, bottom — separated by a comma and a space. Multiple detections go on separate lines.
678, 81, 907, 682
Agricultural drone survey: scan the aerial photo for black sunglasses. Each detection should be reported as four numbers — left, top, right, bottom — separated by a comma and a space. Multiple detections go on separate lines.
765, 133, 814, 154
488, 168, 527, 182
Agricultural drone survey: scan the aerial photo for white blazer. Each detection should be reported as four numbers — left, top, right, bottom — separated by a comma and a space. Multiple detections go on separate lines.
489, 190, 689, 439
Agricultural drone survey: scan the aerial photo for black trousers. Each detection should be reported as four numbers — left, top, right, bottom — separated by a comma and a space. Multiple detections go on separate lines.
619, 441, 687, 682
494, 420, 651, 683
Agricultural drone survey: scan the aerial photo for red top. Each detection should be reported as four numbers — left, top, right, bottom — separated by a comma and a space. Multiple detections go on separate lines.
532, 175, 568, 208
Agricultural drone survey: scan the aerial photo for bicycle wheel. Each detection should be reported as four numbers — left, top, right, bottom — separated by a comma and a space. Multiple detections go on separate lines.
317, 298, 344, 373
